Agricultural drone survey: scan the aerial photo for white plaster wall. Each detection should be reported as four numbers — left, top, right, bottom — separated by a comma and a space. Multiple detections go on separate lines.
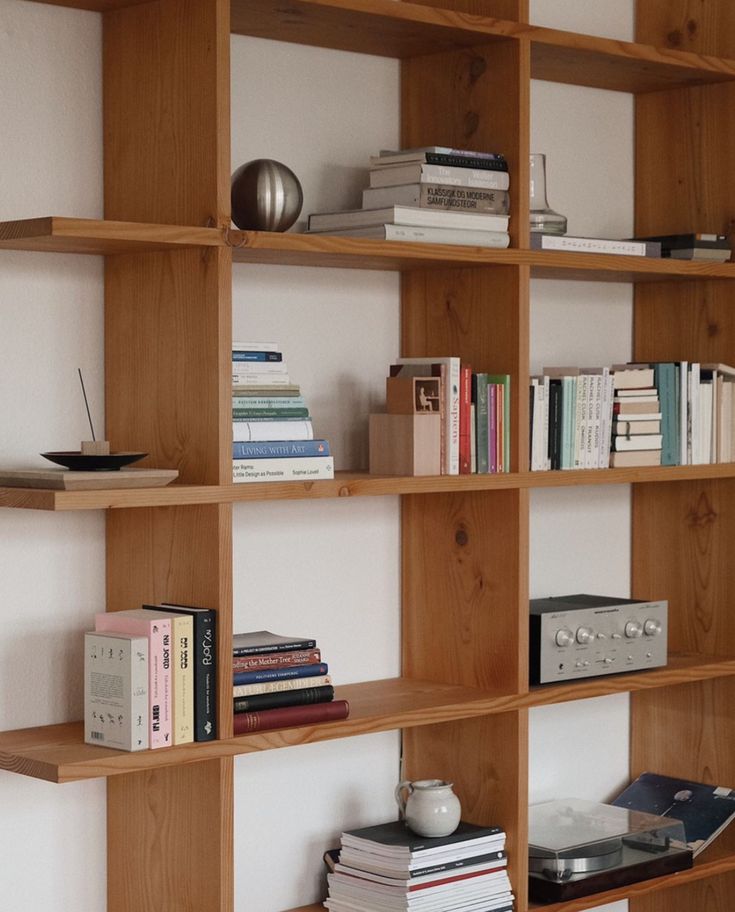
0, 1, 637, 910
0, 2, 106, 910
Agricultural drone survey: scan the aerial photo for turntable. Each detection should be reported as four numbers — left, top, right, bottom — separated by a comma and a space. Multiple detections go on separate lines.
528, 798, 693, 902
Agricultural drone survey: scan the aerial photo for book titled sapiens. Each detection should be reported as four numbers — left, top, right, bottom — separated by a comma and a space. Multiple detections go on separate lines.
611, 771, 735, 856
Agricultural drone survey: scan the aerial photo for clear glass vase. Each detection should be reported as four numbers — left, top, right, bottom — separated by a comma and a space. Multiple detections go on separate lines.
529, 153, 567, 235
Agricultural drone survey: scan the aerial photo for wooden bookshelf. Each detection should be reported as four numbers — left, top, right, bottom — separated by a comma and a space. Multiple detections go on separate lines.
5, 1, 735, 911
4, 654, 734, 784
6, 464, 735, 511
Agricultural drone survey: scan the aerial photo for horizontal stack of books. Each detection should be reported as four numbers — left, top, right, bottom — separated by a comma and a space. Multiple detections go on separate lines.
369, 356, 510, 476
232, 341, 334, 482
307, 146, 511, 248
529, 361, 735, 470
324, 819, 513, 912
610, 366, 662, 467
634, 232, 732, 262
85, 603, 216, 751
232, 630, 349, 735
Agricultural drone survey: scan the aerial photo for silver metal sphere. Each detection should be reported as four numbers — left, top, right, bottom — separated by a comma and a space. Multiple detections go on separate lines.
231, 159, 304, 232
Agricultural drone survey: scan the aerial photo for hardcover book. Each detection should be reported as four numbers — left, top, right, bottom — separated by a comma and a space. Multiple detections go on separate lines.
84, 631, 149, 752
611, 771, 735, 856
232, 455, 334, 483
233, 661, 328, 686
340, 820, 505, 858
313, 224, 510, 248
95, 608, 174, 749
369, 162, 511, 191
232, 629, 317, 657
531, 234, 661, 257
362, 183, 510, 214
153, 604, 217, 741
232, 698, 349, 735
232, 673, 331, 697
232, 646, 321, 673
168, 612, 194, 745
307, 204, 509, 234
233, 683, 334, 713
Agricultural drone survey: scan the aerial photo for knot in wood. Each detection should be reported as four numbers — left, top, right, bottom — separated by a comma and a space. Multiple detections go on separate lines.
470, 57, 487, 81
455, 528, 469, 547
667, 29, 683, 47
687, 19, 698, 38
707, 322, 718, 337
687, 493, 717, 528
464, 111, 480, 137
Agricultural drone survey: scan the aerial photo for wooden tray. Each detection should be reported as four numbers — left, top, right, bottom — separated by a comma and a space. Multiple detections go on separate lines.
0, 468, 179, 491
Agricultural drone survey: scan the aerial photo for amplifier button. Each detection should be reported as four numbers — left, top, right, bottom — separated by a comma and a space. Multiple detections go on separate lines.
644, 619, 662, 637
576, 626, 595, 645
555, 628, 575, 647
625, 621, 643, 638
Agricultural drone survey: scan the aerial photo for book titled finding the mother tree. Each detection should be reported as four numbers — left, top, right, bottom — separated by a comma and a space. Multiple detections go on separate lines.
611, 771, 735, 856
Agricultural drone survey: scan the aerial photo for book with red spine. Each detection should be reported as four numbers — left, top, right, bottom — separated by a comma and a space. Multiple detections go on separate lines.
232, 646, 321, 673
232, 699, 350, 735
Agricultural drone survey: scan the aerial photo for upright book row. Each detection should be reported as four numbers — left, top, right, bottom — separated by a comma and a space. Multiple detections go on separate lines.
84, 605, 216, 752
530, 361, 735, 471
370, 356, 510, 477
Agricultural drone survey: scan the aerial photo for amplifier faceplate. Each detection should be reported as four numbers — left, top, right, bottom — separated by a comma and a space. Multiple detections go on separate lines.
530, 594, 668, 685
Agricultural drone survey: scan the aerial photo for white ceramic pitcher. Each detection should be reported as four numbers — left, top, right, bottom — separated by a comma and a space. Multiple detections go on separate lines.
394, 778, 461, 837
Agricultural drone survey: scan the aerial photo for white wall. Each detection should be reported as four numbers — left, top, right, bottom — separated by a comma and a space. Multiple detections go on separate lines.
0, 1, 635, 910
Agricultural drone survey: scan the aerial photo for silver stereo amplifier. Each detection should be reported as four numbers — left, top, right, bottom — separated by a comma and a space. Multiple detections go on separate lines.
530, 594, 668, 685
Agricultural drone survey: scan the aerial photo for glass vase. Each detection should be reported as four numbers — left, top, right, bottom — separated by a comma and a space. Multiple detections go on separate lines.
529, 153, 567, 235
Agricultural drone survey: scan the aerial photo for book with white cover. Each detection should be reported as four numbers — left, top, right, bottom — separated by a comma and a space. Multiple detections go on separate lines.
530, 234, 661, 257
232, 419, 313, 442
613, 434, 663, 451
84, 631, 149, 752
610, 449, 661, 467
314, 224, 510, 248
369, 162, 510, 190
307, 205, 508, 233
232, 455, 334, 483
362, 183, 510, 214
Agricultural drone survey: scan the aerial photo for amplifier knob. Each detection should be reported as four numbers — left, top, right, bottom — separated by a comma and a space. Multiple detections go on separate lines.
555, 628, 575, 647
625, 620, 643, 638
576, 626, 595, 645
644, 618, 662, 637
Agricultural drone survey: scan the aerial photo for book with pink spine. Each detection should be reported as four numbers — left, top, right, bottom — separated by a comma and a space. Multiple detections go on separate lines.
95, 608, 174, 749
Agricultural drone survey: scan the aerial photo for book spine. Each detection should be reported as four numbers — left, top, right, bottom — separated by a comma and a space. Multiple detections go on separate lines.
423, 151, 507, 171
231, 360, 288, 374
474, 373, 489, 473
459, 364, 472, 474
232, 340, 279, 352
234, 662, 328, 686
231, 350, 282, 362
487, 383, 497, 473
383, 224, 510, 247
232, 455, 334, 483
363, 184, 510, 213
232, 647, 321, 672
232, 439, 329, 459
233, 684, 334, 712
84, 633, 149, 752
232, 699, 350, 735
232, 637, 317, 657
230, 373, 292, 386
232, 396, 306, 409
232, 419, 314, 442
420, 164, 510, 188
170, 614, 194, 745
233, 673, 331, 698
233, 408, 309, 420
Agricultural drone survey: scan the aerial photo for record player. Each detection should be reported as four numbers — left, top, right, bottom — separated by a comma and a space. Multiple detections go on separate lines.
528, 798, 693, 902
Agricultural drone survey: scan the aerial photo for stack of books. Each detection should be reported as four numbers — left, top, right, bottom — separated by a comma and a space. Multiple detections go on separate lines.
324, 819, 513, 912
232, 341, 334, 482
307, 146, 510, 248
85, 602, 217, 751
610, 365, 662, 467
634, 232, 732, 262
232, 630, 349, 736
370, 356, 510, 476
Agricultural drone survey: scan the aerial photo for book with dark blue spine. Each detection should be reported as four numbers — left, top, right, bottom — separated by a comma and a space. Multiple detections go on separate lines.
232, 350, 282, 362
150, 603, 217, 742
232, 439, 330, 459
234, 662, 328, 686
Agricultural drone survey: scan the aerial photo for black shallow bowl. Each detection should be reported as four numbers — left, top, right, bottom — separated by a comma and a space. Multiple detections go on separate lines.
41, 451, 147, 471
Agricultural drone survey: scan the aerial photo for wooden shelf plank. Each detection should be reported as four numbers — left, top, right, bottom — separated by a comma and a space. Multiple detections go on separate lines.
4, 464, 735, 512
3, 657, 734, 783
230, 231, 735, 280
528, 843, 735, 912
228, 0, 735, 92
0, 217, 222, 255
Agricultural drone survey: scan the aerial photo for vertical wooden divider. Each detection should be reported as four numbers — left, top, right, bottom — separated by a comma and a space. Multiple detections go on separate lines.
399, 31, 531, 911
632, 4, 735, 911
102, 1, 234, 910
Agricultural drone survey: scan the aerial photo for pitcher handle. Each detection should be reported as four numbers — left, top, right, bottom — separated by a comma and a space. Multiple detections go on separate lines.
395, 780, 413, 818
